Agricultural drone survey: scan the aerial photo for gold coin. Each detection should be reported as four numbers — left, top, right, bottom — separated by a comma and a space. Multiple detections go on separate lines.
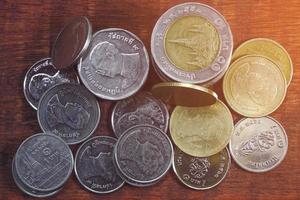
164, 15, 220, 71
151, 82, 218, 107
232, 38, 293, 86
223, 55, 287, 117
170, 99, 233, 157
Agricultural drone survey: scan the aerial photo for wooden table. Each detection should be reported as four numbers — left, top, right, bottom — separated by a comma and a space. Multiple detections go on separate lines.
0, 0, 299, 199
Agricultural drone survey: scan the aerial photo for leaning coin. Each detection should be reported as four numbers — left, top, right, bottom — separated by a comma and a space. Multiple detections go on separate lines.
78, 28, 149, 100
229, 117, 288, 173
23, 58, 79, 110
14, 133, 73, 192
37, 83, 100, 144
111, 92, 169, 138
74, 136, 124, 194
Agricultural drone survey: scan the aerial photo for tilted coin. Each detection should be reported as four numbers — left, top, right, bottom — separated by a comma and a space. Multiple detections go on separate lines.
170, 99, 233, 157
78, 28, 149, 100
111, 92, 169, 138
229, 117, 288, 173
23, 58, 79, 110
173, 147, 230, 190
37, 83, 100, 144
223, 55, 287, 117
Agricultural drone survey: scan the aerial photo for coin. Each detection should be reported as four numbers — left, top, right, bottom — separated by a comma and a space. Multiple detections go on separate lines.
229, 117, 288, 173
52, 16, 92, 69
223, 55, 287, 117
151, 2, 233, 84
111, 92, 169, 138
23, 58, 80, 110
173, 147, 230, 190
151, 82, 218, 107
37, 83, 100, 144
14, 133, 73, 192
78, 28, 149, 100
74, 136, 124, 193
232, 38, 293, 86
170, 99, 233, 157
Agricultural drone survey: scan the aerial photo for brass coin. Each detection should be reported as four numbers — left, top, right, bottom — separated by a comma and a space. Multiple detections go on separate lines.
170, 99, 233, 157
232, 38, 293, 86
151, 82, 218, 107
223, 55, 287, 117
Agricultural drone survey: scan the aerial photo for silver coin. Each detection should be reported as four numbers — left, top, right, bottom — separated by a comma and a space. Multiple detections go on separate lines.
229, 117, 288, 173
78, 28, 149, 100
52, 16, 92, 69
114, 125, 173, 184
37, 83, 100, 144
14, 133, 73, 192
111, 92, 169, 138
74, 136, 124, 193
23, 58, 80, 110
151, 2, 233, 84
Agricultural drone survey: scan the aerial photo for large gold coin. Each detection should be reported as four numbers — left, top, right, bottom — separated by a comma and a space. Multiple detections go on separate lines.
223, 55, 287, 117
170, 100, 233, 157
232, 38, 293, 86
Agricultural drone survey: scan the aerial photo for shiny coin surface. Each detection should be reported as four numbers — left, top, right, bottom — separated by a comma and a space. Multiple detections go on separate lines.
223, 55, 287, 117
111, 92, 169, 138
23, 58, 79, 110
229, 117, 288, 172
75, 136, 124, 193
173, 147, 230, 190
232, 38, 293, 86
52, 16, 92, 69
151, 2, 233, 84
170, 100, 233, 157
14, 133, 73, 192
37, 83, 100, 144
78, 28, 149, 100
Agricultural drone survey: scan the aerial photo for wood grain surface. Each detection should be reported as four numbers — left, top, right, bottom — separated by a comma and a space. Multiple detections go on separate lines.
0, 0, 299, 199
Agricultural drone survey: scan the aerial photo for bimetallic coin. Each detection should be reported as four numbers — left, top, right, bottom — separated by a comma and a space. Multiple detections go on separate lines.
78, 28, 149, 100
111, 92, 169, 138
170, 99, 233, 157
223, 55, 287, 117
173, 147, 230, 190
14, 133, 73, 192
230, 117, 288, 173
37, 83, 100, 144
23, 58, 79, 110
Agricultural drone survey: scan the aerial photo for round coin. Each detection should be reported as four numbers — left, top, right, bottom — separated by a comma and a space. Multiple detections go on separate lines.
229, 117, 288, 173
78, 28, 149, 100
37, 83, 100, 144
223, 55, 287, 117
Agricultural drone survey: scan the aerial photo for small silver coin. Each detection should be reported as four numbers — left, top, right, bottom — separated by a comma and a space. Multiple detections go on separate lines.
78, 28, 149, 100
23, 58, 79, 110
111, 92, 169, 138
14, 133, 74, 192
229, 117, 288, 173
74, 136, 124, 194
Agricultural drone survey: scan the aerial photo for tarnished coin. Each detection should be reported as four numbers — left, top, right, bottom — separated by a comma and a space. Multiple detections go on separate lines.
223, 55, 287, 117
151, 2, 233, 84
14, 133, 73, 192
52, 16, 92, 69
78, 28, 149, 100
37, 83, 100, 144
111, 92, 169, 138
75, 136, 124, 193
232, 38, 293, 86
23, 58, 79, 110
114, 125, 173, 185
170, 100, 233, 157
173, 147, 230, 190
229, 117, 288, 173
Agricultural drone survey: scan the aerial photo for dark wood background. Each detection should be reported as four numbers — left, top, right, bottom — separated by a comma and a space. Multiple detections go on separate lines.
0, 0, 299, 199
